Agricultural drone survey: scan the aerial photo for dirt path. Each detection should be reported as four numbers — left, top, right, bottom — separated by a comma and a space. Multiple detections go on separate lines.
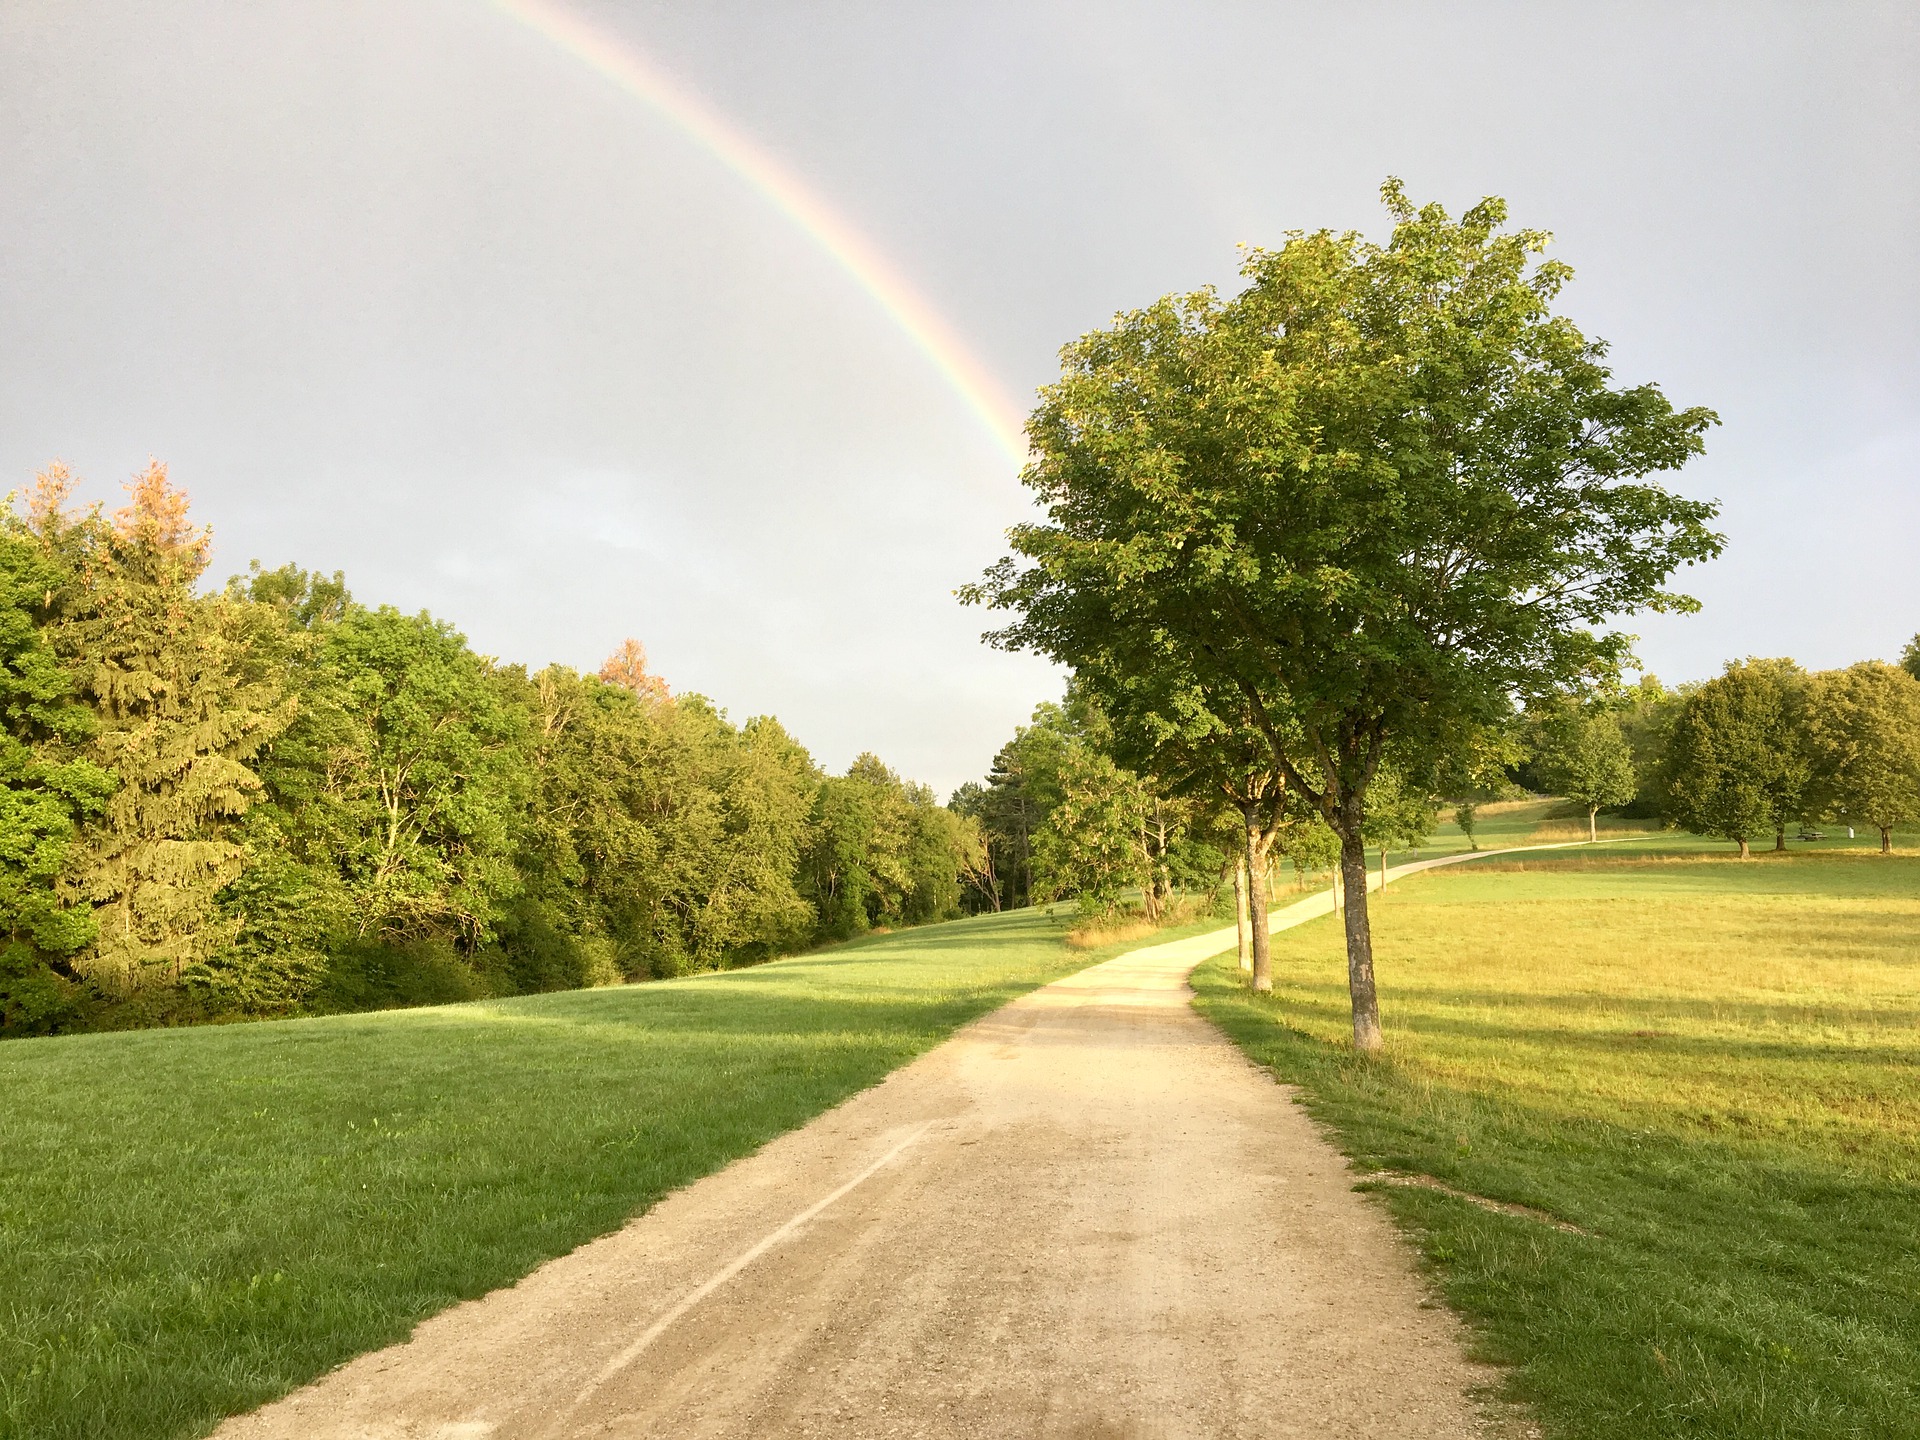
218, 852, 1567, 1440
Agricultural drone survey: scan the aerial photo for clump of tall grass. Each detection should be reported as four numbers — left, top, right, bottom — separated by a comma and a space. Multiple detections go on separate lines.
1065, 894, 1218, 949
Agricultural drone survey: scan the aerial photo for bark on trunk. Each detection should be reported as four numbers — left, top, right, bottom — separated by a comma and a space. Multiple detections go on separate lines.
1737, 837, 1750, 859
1245, 814, 1273, 993
1881, 826, 1893, 854
1774, 824, 1786, 852
1233, 859, 1251, 972
1589, 806, 1599, 844
1378, 846, 1387, 898
1338, 827, 1383, 1053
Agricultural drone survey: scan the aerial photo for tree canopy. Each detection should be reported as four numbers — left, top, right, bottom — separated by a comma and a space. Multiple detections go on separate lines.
968, 181, 1720, 1050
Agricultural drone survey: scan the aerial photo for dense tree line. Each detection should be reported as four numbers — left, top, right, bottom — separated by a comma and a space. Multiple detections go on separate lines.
0, 464, 973, 1037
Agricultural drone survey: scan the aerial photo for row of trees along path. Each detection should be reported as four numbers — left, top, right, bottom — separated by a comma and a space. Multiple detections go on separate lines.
966, 179, 1722, 1052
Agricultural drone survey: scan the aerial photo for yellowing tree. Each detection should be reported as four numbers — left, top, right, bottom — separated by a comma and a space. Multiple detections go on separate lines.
598, 637, 670, 704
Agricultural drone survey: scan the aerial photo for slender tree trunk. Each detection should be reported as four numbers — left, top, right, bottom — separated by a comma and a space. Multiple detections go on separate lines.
1881, 826, 1893, 854
1737, 836, 1750, 859
1378, 845, 1387, 898
1337, 826, 1383, 1053
1137, 820, 1160, 924
1234, 859, 1251, 972
1774, 824, 1786, 852
1245, 813, 1272, 993
1589, 805, 1599, 844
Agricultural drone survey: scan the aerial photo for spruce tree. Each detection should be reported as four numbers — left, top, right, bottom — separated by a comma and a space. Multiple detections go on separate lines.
34, 463, 294, 994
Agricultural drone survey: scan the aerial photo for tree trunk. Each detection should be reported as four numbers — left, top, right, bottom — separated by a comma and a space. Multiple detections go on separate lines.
1138, 820, 1160, 924
1881, 826, 1893, 854
1588, 805, 1599, 844
1737, 836, 1750, 859
1378, 845, 1387, 899
1774, 824, 1786, 852
1234, 859, 1251, 972
1245, 813, 1273, 993
1337, 826, 1383, 1053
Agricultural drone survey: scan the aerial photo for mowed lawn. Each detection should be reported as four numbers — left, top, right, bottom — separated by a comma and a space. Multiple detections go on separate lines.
0, 906, 1120, 1440
1195, 842, 1920, 1440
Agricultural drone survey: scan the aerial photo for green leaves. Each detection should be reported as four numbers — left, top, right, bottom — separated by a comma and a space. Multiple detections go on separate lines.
975, 182, 1721, 819
1663, 660, 1813, 851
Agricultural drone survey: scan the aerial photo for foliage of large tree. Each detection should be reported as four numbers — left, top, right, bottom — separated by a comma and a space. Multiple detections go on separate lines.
1663, 660, 1811, 857
969, 182, 1721, 1050
1805, 661, 1920, 853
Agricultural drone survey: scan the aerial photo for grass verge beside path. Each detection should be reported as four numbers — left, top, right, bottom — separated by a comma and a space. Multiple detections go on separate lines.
1194, 843, 1920, 1440
0, 904, 1204, 1440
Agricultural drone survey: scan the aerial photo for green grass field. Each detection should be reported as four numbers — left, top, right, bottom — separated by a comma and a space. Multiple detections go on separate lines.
1195, 839, 1920, 1440
0, 904, 1201, 1440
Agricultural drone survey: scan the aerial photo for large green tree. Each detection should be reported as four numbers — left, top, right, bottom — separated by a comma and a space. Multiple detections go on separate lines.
1805, 661, 1920, 853
1663, 659, 1811, 856
969, 181, 1720, 1051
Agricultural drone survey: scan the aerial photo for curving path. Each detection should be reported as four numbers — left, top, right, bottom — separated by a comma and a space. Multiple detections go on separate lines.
218, 845, 1589, 1440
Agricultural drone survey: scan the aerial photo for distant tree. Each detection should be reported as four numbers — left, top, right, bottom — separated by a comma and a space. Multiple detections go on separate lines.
228, 560, 351, 629
1277, 815, 1342, 881
1364, 765, 1439, 856
802, 753, 965, 938
1031, 745, 1153, 917
950, 807, 1000, 912
1663, 659, 1811, 857
1533, 705, 1637, 842
1805, 661, 1920, 854
1900, 635, 1920, 684
968, 181, 1721, 1051
956, 692, 1103, 911
1617, 674, 1687, 817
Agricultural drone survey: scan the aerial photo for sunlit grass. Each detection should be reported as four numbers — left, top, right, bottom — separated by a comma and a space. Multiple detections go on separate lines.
1195, 842, 1920, 1438
0, 905, 1155, 1440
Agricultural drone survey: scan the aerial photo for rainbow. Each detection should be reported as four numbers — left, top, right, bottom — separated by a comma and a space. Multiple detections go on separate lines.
488, 0, 1029, 465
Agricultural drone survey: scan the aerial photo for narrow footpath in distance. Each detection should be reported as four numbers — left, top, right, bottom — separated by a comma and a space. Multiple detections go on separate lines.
217, 849, 1576, 1440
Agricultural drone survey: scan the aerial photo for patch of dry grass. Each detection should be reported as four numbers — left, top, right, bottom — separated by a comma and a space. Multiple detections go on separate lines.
1065, 895, 1219, 949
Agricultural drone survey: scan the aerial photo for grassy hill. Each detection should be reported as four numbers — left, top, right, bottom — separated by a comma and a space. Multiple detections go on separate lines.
0, 904, 1196, 1440
1196, 839, 1920, 1439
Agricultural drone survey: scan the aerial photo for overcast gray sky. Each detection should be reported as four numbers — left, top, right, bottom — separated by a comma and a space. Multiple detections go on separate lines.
3, 1, 1916, 795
